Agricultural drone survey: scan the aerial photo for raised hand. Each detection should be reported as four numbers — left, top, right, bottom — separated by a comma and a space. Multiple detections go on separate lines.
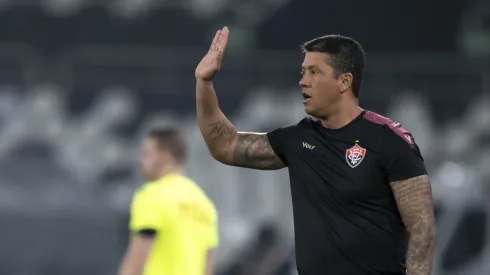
195, 27, 229, 81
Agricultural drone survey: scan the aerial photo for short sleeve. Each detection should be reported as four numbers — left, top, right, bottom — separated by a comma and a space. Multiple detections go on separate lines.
266, 120, 303, 165
129, 187, 164, 233
382, 131, 428, 182
204, 201, 219, 248
208, 215, 219, 248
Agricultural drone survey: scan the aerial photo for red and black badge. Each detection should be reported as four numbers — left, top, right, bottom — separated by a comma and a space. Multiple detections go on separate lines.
345, 143, 367, 168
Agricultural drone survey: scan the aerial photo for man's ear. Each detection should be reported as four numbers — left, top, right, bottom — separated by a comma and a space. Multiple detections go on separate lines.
339, 73, 353, 93
158, 150, 173, 164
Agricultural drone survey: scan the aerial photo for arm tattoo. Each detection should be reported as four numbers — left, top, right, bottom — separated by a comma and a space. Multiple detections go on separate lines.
391, 175, 436, 275
208, 120, 236, 142
203, 120, 284, 169
233, 133, 285, 170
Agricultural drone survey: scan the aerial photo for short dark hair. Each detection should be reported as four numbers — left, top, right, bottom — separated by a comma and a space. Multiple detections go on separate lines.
148, 127, 187, 164
301, 35, 365, 98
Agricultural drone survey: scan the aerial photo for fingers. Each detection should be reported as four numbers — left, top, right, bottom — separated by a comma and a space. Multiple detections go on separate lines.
214, 27, 229, 66
210, 30, 221, 52
218, 27, 229, 52
209, 26, 229, 53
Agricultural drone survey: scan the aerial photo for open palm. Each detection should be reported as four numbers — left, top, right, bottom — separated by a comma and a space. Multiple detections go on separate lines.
195, 27, 229, 80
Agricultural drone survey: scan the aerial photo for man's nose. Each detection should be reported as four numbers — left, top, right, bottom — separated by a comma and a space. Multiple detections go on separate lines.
299, 77, 310, 88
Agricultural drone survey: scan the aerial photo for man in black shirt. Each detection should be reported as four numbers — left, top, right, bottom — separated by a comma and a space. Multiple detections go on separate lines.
195, 27, 436, 275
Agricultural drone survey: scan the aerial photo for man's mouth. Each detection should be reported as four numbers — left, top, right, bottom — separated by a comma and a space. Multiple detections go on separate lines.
302, 92, 311, 103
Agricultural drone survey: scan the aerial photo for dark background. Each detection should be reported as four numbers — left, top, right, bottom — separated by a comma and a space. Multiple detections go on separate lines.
0, 0, 489, 274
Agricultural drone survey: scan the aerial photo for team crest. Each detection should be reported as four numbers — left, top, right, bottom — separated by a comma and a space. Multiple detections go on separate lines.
345, 144, 366, 168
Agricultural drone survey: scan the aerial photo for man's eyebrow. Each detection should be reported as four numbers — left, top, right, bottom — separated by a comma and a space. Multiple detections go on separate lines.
301, 65, 319, 70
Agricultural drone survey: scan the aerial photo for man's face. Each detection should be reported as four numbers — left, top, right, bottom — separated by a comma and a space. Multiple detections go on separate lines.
140, 137, 165, 181
299, 52, 342, 118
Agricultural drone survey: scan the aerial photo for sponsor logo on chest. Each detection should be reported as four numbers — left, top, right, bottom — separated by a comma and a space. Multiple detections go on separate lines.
302, 142, 316, 150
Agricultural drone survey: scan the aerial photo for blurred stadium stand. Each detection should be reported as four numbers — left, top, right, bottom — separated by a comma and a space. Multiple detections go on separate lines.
0, 0, 489, 275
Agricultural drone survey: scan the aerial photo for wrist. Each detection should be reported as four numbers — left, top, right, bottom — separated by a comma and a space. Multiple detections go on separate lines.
196, 78, 214, 85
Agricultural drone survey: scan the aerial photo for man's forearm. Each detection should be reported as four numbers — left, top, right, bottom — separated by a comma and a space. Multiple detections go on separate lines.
390, 175, 437, 275
196, 79, 237, 160
196, 79, 221, 118
406, 224, 436, 275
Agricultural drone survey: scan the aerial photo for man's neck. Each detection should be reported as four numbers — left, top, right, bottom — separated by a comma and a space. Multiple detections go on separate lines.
156, 166, 184, 180
320, 103, 363, 129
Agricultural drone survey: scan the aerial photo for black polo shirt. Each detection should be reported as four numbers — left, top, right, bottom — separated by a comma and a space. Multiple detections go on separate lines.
267, 110, 427, 275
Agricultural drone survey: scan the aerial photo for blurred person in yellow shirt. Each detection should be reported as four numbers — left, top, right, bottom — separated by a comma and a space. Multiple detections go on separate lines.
118, 127, 219, 275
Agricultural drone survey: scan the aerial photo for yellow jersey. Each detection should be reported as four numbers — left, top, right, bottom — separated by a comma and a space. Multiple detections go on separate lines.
129, 173, 219, 275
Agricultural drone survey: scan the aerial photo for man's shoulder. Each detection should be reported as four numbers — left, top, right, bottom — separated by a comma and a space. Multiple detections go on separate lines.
362, 111, 415, 148
174, 178, 218, 220
135, 176, 184, 199
135, 182, 157, 196
132, 182, 166, 205
172, 176, 214, 204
